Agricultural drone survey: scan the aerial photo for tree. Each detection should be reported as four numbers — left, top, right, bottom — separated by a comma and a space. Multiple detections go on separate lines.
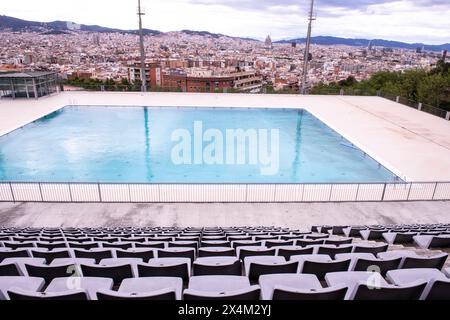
417, 73, 449, 108
338, 76, 357, 87
131, 79, 142, 92
310, 64, 450, 111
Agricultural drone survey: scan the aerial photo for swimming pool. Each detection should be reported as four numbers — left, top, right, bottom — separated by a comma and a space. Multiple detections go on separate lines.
0, 106, 400, 183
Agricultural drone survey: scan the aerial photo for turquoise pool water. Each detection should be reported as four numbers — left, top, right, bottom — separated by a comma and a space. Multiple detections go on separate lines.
0, 106, 399, 183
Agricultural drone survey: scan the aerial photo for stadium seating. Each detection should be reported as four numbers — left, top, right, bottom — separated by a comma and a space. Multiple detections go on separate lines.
0, 225, 449, 300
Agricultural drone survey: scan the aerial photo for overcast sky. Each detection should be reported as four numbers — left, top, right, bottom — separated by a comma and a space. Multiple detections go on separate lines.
1, 0, 449, 44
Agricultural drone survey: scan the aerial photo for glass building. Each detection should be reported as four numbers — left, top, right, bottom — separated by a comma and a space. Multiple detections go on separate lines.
0, 72, 59, 99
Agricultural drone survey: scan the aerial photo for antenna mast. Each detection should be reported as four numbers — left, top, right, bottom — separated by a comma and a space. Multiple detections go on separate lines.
138, 0, 147, 92
301, 0, 315, 94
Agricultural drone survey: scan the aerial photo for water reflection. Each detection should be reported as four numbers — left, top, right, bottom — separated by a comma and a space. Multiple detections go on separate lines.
292, 110, 303, 180
144, 107, 152, 181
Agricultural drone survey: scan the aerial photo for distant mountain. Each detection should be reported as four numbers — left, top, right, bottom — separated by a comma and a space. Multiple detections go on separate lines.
180, 29, 258, 41
0, 15, 255, 40
2, 15, 447, 51
0, 15, 161, 36
275, 36, 450, 52
181, 30, 223, 39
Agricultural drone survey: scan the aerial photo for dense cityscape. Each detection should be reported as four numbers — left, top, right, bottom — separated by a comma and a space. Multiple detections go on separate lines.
0, 30, 444, 93
1, 0, 450, 306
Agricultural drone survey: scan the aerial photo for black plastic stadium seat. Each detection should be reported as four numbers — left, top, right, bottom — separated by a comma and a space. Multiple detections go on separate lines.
158, 249, 196, 262
134, 242, 166, 249
0, 263, 22, 276
401, 254, 448, 270
80, 263, 133, 285
198, 248, 236, 258
301, 259, 351, 281
25, 264, 80, 284
35, 242, 68, 251
31, 250, 71, 264
273, 286, 348, 300
317, 246, 353, 259
137, 262, 190, 282
101, 243, 133, 250
3, 242, 35, 250
97, 290, 176, 301
277, 247, 314, 260
239, 249, 276, 261
353, 244, 389, 255
352, 282, 427, 300
248, 261, 299, 282
116, 249, 155, 262
8, 289, 88, 301
0, 250, 30, 262
193, 259, 242, 276
74, 249, 114, 264
184, 287, 261, 301
354, 258, 402, 276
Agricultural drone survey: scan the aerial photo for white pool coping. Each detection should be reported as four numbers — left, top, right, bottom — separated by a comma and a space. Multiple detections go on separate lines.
1, 91, 450, 182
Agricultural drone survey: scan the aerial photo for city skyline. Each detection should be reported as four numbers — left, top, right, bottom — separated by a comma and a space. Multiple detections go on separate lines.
1, 0, 449, 44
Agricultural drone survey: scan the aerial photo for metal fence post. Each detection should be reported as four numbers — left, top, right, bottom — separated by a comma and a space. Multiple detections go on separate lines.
418, 103, 423, 111
432, 182, 438, 200
9, 182, 15, 203
68, 184, 73, 202
97, 184, 102, 202
38, 182, 44, 202
406, 183, 413, 201
355, 184, 360, 201
381, 184, 387, 201
446, 112, 450, 121
396, 96, 400, 103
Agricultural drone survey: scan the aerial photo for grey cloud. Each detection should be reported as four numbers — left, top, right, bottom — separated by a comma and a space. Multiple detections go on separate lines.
186, 0, 448, 11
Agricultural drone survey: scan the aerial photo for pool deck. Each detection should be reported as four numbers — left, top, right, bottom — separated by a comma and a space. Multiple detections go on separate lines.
1, 92, 450, 182
1, 201, 449, 229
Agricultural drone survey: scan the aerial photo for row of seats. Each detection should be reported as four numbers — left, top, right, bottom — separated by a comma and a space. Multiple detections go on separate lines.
0, 243, 392, 262
0, 236, 351, 247
2, 268, 450, 300
0, 227, 298, 236
0, 238, 388, 252
1, 250, 449, 299
313, 223, 450, 232
2, 250, 447, 279
313, 224, 450, 248
1, 226, 449, 300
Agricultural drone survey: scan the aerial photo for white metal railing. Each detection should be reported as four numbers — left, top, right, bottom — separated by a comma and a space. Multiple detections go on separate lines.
0, 182, 449, 203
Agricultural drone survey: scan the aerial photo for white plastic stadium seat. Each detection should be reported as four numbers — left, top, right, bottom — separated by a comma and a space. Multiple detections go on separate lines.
386, 268, 450, 300
193, 257, 241, 276
118, 277, 183, 300
445, 268, 450, 278
258, 274, 322, 300
413, 235, 450, 249
184, 275, 260, 300
0, 277, 45, 300
8, 288, 89, 300
348, 280, 427, 300
2, 257, 45, 274
45, 277, 114, 300
325, 271, 389, 300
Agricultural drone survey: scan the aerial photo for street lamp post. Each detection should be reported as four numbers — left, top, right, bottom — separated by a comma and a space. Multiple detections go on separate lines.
138, 0, 147, 92
301, 0, 315, 95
